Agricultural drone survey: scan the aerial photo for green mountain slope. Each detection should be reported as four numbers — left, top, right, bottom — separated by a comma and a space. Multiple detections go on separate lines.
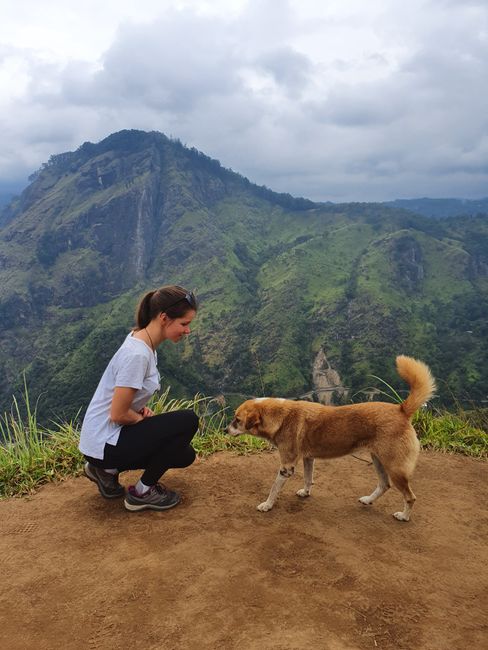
1, 130, 487, 422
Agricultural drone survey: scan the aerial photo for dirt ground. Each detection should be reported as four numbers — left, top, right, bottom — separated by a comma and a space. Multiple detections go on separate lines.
0, 449, 487, 650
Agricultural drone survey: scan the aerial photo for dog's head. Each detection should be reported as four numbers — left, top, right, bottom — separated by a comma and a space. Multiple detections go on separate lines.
227, 399, 262, 436
226, 398, 284, 439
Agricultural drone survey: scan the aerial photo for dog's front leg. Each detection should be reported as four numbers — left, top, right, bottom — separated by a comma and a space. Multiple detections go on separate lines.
297, 457, 314, 497
257, 465, 295, 512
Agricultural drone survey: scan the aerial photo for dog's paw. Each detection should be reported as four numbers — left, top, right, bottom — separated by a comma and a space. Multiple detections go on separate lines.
296, 488, 310, 498
257, 501, 273, 512
393, 511, 410, 522
359, 496, 374, 505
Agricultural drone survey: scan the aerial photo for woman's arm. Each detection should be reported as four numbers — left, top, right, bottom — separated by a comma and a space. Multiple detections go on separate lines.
110, 386, 145, 425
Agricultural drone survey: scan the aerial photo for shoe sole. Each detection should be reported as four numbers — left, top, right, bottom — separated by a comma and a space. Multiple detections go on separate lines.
84, 465, 125, 499
123, 496, 181, 512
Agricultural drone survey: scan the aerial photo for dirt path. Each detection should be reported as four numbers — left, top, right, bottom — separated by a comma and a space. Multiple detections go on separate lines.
1, 450, 486, 650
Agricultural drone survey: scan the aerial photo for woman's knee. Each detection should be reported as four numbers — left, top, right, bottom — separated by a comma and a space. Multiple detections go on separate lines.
171, 444, 196, 468
183, 409, 200, 434
176, 409, 199, 439
164, 410, 198, 448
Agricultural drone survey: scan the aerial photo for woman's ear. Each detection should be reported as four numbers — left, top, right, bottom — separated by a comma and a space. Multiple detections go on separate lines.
159, 311, 169, 325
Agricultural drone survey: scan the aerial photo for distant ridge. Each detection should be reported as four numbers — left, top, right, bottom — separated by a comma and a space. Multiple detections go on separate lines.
384, 197, 488, 219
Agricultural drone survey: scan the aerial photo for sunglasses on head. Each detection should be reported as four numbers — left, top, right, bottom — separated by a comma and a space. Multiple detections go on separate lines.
165, 291, 197, 312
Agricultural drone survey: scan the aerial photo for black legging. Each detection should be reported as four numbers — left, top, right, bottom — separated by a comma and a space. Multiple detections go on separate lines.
84, 409, 199, 485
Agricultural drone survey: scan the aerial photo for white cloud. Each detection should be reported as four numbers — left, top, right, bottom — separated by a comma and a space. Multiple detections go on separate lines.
0, 0, 487, 201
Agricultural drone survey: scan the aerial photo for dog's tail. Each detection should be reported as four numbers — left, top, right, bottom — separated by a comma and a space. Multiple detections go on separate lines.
396, 355, 436, 419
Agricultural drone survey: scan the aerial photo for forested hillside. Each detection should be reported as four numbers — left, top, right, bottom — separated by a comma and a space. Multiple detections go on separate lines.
1, 130, 487, 422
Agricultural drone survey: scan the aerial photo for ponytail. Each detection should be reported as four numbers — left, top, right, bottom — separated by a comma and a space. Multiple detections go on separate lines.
134, 285, 197, 330
135, 290, 156, 329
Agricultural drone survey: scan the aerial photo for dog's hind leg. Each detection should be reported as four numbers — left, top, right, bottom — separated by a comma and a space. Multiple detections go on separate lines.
390, 472, 416, 522
297, 457, 314, 498
382, 431, 419, 521
359, 454, 391, 506
257, 464, 295, 512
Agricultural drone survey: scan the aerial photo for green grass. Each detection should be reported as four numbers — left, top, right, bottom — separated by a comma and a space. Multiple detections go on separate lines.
362, 374, 488, 458
0, 385, 269, 499
0, 382, 84, 498
362, 375, 488, 458
0, 384, 485, 499
415, 408, 488, 458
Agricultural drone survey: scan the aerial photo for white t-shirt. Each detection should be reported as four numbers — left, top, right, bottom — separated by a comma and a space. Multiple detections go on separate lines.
79, 332, 161, 459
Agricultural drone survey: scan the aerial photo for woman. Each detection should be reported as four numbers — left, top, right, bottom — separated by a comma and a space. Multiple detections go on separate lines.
79, 285, 199, 512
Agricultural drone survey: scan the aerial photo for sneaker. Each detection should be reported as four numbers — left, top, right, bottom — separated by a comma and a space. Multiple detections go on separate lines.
84, 462, 125, 499
124, 483, 181, 512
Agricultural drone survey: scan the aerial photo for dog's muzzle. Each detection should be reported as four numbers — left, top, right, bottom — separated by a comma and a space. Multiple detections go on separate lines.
226, 422, 241, 436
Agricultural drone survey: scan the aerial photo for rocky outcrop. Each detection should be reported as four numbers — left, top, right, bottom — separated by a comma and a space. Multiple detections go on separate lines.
311, 349, 348, 405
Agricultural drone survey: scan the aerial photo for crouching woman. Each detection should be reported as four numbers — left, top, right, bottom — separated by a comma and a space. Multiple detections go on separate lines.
79, 285, 199, 512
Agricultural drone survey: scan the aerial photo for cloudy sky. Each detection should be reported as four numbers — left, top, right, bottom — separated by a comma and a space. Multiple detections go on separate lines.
1, 0, 487, 201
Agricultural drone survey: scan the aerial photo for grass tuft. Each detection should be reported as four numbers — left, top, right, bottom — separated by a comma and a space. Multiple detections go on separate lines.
0, 385, 268, 498
1, 381, 485, 499
414, 407, 488, 458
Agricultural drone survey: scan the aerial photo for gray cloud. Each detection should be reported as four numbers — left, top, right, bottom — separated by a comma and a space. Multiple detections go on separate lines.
94, 14, 241, 111
256, 46, 313, 96
1, 0, 487, 202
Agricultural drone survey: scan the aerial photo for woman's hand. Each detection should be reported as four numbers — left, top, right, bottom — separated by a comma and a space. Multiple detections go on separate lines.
139, 406, 155, 418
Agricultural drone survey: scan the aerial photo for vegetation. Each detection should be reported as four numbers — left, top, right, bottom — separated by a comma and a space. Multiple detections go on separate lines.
1, 129, 487, 424
415, 407, 488, 458
0, 383, 485, 499
0, 385, 269, 499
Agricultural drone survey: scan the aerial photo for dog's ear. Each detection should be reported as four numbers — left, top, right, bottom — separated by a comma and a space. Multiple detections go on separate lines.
245, 411, 261, 430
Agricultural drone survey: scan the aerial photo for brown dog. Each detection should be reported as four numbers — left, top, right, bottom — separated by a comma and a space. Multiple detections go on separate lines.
227, 356, 436, 521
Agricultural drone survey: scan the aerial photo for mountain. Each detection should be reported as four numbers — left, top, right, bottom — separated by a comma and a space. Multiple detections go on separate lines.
1, 130, 487, 423
385, 197, 488, 219
0, 186, 25, 214
0, 193, 13, 211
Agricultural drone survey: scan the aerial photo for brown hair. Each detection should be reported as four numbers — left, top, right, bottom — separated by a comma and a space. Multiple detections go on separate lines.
135, 285, 197, 329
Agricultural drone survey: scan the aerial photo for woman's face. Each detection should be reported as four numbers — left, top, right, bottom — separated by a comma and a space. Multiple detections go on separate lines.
161, 309, 196, 343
